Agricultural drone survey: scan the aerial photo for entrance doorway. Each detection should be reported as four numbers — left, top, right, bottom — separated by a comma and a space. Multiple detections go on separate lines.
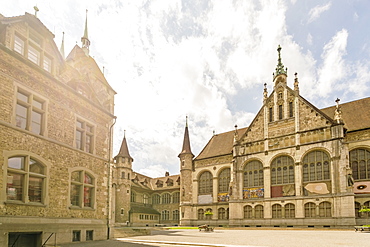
8, 232, 41, 247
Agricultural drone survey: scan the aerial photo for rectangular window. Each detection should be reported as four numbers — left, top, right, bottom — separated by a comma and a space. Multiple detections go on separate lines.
28, 45, 40, 65
14, 35, 25, 55
15, 89, 45, 135
278, 105, 283, 120
289, 102, 293, 117
86, 230, 93, 241
43, 55, 52, 72
75, 119, 94, 153
269, 107, 273, 122
72, 230, 81, 242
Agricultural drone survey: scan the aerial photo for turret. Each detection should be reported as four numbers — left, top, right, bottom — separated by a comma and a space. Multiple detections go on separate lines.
81, 10, 90, 56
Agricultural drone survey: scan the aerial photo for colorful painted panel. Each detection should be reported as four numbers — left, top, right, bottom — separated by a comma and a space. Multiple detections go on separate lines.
218, 193, 229, 202
243, 187, 264, 199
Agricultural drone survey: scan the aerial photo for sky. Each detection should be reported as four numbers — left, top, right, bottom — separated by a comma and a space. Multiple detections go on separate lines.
3, 0, 370, 177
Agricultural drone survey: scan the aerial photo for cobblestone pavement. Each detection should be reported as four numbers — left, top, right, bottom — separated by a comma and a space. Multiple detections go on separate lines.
59, 228, 370, 247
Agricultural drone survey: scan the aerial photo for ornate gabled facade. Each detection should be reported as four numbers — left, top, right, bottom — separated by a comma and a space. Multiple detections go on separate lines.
0, 12, 115, 246
114, 46, 370, 230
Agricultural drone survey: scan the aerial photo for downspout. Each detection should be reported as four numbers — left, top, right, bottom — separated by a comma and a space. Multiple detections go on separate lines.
107, 116, 117, 239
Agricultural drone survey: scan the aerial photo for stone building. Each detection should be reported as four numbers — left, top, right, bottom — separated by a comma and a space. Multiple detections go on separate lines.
0, 12, 116, 246
179, 46, 370, 228
115, 46, 370, 229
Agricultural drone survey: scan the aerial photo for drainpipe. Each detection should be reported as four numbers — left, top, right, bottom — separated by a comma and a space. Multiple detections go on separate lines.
107, 116, 117, 239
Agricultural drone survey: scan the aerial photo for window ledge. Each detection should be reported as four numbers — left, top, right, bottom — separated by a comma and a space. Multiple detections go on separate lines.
69, 206, 95, 211
5, 200, 46, 207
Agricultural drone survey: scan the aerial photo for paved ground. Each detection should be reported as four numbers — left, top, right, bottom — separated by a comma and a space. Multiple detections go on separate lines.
59, 228, 370, 247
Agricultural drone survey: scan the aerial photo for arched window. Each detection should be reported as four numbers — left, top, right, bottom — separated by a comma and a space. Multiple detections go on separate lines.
302, 150, 330, 182
243, 160, 264, 188
173, 210, 179, 220
143, 194, 149, 204
319, 202, 331, 217
199, 171, 213, 195
284, 203, 295, 218
271, 156, 294, 185
304, 202, 316, 218
218, 168, 230, 193
205, 208, 213, 220
255, 205, 264, 219
130, 191, 136, 202
350, 148, 370, 180
218, 208, 226, 219
71, 170, 95, 208
161, 210, 169, 220
162, 193, 171, 204
244, 205, 253, 219
172, 192, 180, 203
7, 155, 47, 203
153, 194, 160, 204
198, 209, 204, 220
272, 204, 282, 218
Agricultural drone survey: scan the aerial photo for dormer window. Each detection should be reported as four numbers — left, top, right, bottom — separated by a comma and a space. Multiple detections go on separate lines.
156, 180, 163, 188
166, 178, 173, 187
14, 35, 25, 55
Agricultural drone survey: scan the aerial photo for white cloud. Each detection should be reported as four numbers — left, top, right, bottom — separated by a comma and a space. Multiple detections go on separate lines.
317, 29, 348, 97
307, 33, 313, 45
308, 2, 332, 23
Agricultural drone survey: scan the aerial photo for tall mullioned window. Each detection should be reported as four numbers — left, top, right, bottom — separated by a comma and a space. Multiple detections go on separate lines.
218, 168, 230, 193
70, 170, 95, 208
302, 150, 330, 182
162, 193, 171, 204
76, 119, 94, 153
243, 160, 264, 188
15, 88, 46, 135
7, 156, 46, 203
198, 171, 213, 195
350, 148, 370, 180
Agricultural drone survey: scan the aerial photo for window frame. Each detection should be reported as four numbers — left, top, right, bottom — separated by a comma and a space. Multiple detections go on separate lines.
5, 153, 48, 205
350, 148, 370, 180
218, 168, 231, 194
14, 86, 47, 136
243, 160, 264, 188
75, 117, 95, 154
198, 171, 213, 195
69, 168, 96, 209
302, 150, 330, 182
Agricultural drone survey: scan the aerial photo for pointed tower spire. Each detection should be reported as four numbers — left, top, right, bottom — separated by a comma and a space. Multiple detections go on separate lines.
178, 116, 194, 157
114, 130, 133, 161
81, 9, 90, 56
273, 45, 288, 86
60, 32, 65, 59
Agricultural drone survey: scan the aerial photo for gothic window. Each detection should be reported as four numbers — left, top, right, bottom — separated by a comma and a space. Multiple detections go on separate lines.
218, 208, 226, 220
243, 160, 264, 188
255, 205, 264, 219
302, 150, 330, 182
198, 171, 213, 195
289, 101, 293, 117
172, 192, 180, 203
153, 194, 160, 204
205, 208, 213, 220
319, 202, 332, 217
244, 205, 253, 219
271, 156, 294, 185
272, 204, 282, 218
284, 203, 295, 218
162, 193, 171, 204
278, 104, 283, 120
7, 156, 46, 203
218, 168, 230, 193
70, 170, 95, 208
304, 202, 316, 218
269, 107, 273, 122
173, 210, 179, 220
76, 118, 94, 153
198, 209, 204, 220
15, 88, 46, 135
350, 148, 370, 180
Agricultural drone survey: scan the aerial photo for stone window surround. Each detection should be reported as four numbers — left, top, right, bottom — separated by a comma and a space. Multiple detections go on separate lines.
75, 116, 96, 154
68, 167, 97, 210
2, 150, 50, 206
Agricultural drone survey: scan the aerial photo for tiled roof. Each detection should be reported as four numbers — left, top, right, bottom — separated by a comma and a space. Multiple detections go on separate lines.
129, 206, 160, 214
320, 97, 370, 132
195, 127, 248, 160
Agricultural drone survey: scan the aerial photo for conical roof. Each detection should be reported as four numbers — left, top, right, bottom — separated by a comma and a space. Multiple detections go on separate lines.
178, 117, 194, 157
115, 134, 133, 161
